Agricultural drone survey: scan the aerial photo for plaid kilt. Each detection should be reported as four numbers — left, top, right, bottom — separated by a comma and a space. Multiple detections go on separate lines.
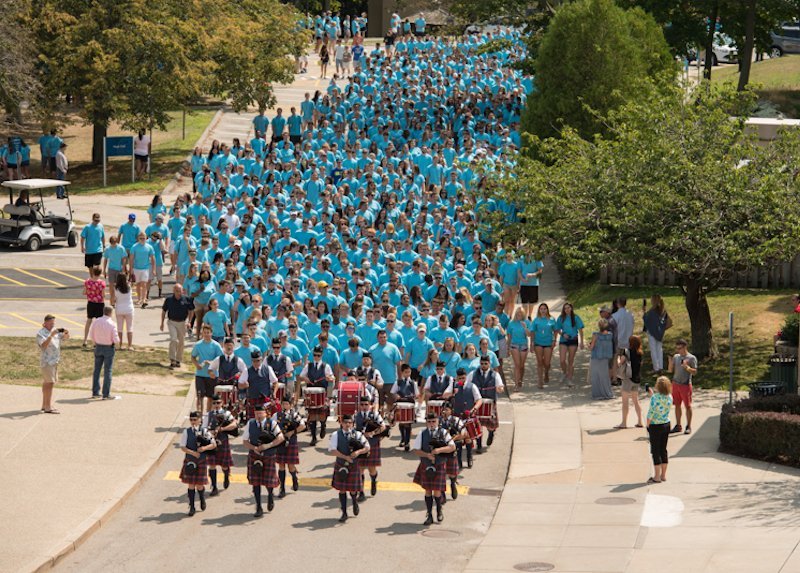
276, 438, 300, 465
331, 458, 364, 492
413, 460, 447, 492
358, 436, 381, 468
180, 454, 208, 486
206, 436, 234, 468
306, 406, 330, 423
247, 451, 279, 488
445, 455, 459, 477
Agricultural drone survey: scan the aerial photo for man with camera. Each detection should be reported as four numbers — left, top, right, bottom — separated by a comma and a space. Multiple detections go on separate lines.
37, 314, 69, 414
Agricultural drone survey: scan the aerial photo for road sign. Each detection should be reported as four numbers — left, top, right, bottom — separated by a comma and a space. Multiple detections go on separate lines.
103, 136, 135, 186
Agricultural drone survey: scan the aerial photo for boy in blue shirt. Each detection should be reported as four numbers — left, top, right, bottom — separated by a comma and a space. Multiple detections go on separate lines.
80, 212, 106, 276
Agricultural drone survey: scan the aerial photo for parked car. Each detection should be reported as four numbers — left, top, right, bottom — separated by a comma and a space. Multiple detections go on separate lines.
0, 179, 77, 251
687, 33, 738, 65
769, 22, 800, 57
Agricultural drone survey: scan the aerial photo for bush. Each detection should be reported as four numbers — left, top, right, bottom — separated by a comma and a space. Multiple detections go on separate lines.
719, 395, 800, 467
779, 313, 800, 347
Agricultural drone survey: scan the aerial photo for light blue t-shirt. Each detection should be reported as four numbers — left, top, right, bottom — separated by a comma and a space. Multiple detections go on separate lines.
192, 339, 224, 376
369, 342, 402, 385
531, 317, 557, 347
406, 336, 434, 369
102, 244, 127, 272
129, 242, 154, 270
80, 223, 105, 254
203, 309, 230, 338
506, 320, 528, 346
555, 314, 585, 341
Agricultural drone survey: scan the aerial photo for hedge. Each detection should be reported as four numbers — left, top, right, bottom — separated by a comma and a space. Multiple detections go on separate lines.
719, 395, 800, 467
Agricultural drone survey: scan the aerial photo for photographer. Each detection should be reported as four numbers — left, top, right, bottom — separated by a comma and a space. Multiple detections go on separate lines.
37, 314, 69, 414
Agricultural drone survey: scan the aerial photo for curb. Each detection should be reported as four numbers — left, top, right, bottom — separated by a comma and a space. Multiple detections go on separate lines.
26, 388, 196, 573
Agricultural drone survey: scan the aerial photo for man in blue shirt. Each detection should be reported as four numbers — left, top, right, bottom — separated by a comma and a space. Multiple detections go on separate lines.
101, 236, 127, 305
287, 107, 303, 144
80, 212, 106, 276
117, 213, 141, 251
191, 324, 224, 413
369, 330, 402, 409
253, 109, 269, 139
271, 108, 287, 143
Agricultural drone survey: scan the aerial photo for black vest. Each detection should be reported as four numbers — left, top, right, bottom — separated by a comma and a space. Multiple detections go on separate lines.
268, 353, 289, 380
307, 362, 328, 388
451, 382, 477, 414
218, 354, 239, 380
428, 374, 451, 395
246, 364, 272, 399
395, 378, 415, 398
473, 368, 497, 398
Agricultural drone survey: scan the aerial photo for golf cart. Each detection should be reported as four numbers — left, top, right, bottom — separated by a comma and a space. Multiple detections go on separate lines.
0, 179, 77, 251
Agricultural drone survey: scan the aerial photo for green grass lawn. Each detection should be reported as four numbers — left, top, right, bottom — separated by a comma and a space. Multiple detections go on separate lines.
68, 108, 217, 195
712, 55, 800, 117
565, 282, 795, 390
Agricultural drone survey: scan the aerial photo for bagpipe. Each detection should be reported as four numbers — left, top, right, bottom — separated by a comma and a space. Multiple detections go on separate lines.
252, 424, 278, 468
428, 431, 455, 458
278, 411, 304, 435
337, 431, 367, 475
211, 412, 240, 438
364, 415, 390, 439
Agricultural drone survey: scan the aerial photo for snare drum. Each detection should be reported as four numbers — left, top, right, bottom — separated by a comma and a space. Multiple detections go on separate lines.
476, 398, 495, 420
427, 400, 445, 418
464, 417, 483, 441
214, 385, 237, 406
394, 402, 415, 424
245, 396, 267, 420
304, 387, 326, 409
275, 383, 286, 403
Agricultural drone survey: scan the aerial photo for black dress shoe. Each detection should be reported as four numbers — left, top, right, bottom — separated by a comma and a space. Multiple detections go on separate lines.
310, 437, 318, 446
358, 490, 366, 502
404, 443, 410, 452
267, 497, 275, 512
200, 497, 206, 511
353, 498, 360, 515
437, 507, 444, 522
467, 458, 473, 468
292, 474, 299, 491
451, 481, 458, 500
424, 513, 433, 525
209, 487, 219, 497
371, 480, 377, 496
440, 494, 447, 506
487, 431, 494, 446
320, 425, 326, 438
223, 473, 230, 489
254, 506, 263, 518
278, 488, 286, 499
339, 512, 348, 523
188, 506, 196, 516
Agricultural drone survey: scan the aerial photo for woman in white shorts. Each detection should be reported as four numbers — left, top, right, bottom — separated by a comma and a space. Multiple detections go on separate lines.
114, 272, 135, 350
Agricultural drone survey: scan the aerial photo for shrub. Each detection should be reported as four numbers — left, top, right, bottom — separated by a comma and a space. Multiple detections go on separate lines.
719, 395, 800, 467
779, 313, 800, 347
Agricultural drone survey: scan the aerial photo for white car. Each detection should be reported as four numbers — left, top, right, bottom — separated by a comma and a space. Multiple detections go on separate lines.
687, 33, 737, 65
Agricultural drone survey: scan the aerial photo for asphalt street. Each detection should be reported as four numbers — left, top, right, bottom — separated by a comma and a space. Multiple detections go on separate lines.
55, 402, 513, 573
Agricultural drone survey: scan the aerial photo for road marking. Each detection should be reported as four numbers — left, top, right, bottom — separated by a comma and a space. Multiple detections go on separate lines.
14, 268, 65, 287
0, 273, 26, 286
163, 471, 470, 494
49, 268, 87, 283
9, 312, 41, 327
58, 316, 85, 328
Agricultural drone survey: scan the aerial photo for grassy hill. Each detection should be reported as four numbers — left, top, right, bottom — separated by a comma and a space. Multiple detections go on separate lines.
712, 55, 800, 117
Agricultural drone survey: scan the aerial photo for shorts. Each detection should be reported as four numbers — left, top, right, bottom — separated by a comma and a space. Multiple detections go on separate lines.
621, 379, 639, 393
534, 344, 552, 350
195, 376, 216, 398
85, 253, 102, 268
520, 285, 539, 304
560, 337, 579, 347
107, 269, 120, 286
672, 383, 692, 407
509, 343, 528, 352
289, 134, 301, 145
87, 301, 104, 319
153, 265, 163, 283
21, 161, 29, 167
133, 268, 150, 283
42, 364, 58, 384
135, 154, 149, 163
6, 163, 17, 169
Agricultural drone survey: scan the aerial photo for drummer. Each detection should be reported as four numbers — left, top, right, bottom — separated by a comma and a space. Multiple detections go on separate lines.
239, 350, 278, 419
438, 402, 466, 502
465, 355, 504, 449
390, 363, 419, 452
412, 413, 456, 525
327, 414, 370, 523
202, 394, 238, 496
355, 352, 383, 411
273, 396, 306, 498
298, 346, 335, 446
179, 411, 217, 516
242, 405, 285, 517
208, 337, 247, 391
423, 360, 452, 401
446, 368, 483, 469
354, 396, 387, 499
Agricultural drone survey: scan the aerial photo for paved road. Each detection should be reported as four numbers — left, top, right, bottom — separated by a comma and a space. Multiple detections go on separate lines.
56, 402, 513, 572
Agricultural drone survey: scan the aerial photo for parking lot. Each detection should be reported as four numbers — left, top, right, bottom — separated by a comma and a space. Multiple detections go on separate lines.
0, 266, 88, 299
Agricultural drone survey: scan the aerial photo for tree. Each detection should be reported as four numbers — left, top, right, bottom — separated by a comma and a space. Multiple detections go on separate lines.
522, 0, 675, 141
0, 0, 40, 125
29, 0, 209, 165
206, 0, 310, 114
492, 83, 800, 359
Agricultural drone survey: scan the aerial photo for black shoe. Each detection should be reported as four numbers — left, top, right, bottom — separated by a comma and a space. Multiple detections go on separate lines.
254, 506, 263, 518
467, 458, 473, 469
353, 498, 360, 516
209, 487, 219, 497
292, 476, 299, 491
440, 494, 447, 506
437, 507, 444, 522
200, 497, 206, 511
670, 425, 683, 434
358, 490, 366, 502
267, 497, 274, 512
310, 437, 318, 446
188, 506, 195, 516
424, 513, 433, 525
320, 425, 326, 438
451, 481, 458, 499
487, 432, 494, 446
371, 480, 377, 496
278, 488, 286, 499
339, 512, 348, 523
404, 443, 410, 452
223, 473, 230, 489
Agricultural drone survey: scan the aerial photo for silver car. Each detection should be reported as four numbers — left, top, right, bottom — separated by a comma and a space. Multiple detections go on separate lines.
770, 22, 800, 57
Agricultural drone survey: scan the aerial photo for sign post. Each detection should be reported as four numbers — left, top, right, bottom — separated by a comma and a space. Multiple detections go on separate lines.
103, 136, 135, 187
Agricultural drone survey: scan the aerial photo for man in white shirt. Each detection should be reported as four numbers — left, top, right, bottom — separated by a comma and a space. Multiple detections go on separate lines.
55, 143, 68, 199
612, 297, 635, 350
37, 314, 69, 413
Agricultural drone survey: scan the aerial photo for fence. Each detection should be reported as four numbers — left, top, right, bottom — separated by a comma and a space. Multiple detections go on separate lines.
600, 257, 800, 289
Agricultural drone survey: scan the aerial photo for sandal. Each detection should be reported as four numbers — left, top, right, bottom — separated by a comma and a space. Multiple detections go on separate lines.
613, 424, 627, 429
646, 477, 661, 484
43, 409, 61, 414
635, 423, 643, 428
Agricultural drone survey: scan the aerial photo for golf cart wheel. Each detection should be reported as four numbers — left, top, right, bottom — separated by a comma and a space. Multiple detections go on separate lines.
770, 46, 783, 58
26, 236, 41, 252
68, 231, 78, 247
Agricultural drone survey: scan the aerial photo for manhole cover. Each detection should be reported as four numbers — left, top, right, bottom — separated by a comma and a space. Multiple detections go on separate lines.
421, 529, 461, 539
595, 496, 637, 505
514, 562, 555, 572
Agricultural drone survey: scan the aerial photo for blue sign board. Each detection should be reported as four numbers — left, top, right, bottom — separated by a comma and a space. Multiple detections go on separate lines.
105, 136, 134, 157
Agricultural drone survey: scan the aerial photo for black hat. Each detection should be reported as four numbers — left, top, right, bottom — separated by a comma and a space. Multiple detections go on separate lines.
362, 351, 371, 359
456, 368, 466, 376
425, 412, 437, 421
436, 361, 445, 368
359, 396, 371, 403
441, 401, 453, 410
255, 405, 266, 412
480, 355, 490, 362
313, 346, 323, 354
251, 350, 262, 359
271, 337, 281, 346
341, 414, 353, 422
211, 394, 221, 401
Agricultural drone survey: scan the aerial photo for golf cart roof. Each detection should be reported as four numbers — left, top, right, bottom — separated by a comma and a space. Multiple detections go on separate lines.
1, 179, 71, 191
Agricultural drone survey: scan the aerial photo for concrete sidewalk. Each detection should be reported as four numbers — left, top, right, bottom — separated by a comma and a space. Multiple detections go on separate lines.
466, 268, 800, 573
0, 384, 189, 573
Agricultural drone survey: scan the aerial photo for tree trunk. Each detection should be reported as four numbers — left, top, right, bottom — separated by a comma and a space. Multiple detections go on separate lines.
91, 122, 107, 166
702, 1, 719, 80
737, 0, 756, 91
683, 278, 715, 360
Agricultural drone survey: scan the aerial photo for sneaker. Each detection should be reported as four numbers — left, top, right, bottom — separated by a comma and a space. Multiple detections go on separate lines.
670, 425, 683, 434
684, 427, 692, 435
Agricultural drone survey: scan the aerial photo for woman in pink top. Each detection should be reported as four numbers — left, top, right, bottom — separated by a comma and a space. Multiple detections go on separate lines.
83, 265, 106, 347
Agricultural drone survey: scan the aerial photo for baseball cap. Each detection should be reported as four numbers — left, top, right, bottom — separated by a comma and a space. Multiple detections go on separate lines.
318, 280, 329, 288
128, 213, 136, 220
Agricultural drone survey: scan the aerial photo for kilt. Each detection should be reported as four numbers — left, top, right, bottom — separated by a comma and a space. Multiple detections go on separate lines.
331, 459, 363, 492
413, 460, 447, 492
445, 455, 459, 477
206, 436, 233, 468
306, 406, 329, 423
358, 436, 381, 468
180, 454, 208, 486
247, 451, 279, 488
276, 439, 300, 465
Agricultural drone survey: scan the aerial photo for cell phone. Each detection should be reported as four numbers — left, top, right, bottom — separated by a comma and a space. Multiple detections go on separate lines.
57, 328, 66, 333
644, 383, 650, 392
642, 297, 647, 309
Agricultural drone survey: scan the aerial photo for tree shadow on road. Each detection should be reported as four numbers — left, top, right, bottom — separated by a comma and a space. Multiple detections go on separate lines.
374, 522, 426, 535
292, 517, 342, 530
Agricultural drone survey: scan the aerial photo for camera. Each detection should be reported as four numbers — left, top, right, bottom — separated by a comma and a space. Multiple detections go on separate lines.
57, 328, 66, 333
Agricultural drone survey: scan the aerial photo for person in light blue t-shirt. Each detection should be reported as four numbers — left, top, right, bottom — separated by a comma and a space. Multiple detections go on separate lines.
129, 232, 155, 309
555, 302, 584, 387
80, 213, 106, 276
518, 256, 544, 320
530, 303, 557, 389
497, 251, 520, 319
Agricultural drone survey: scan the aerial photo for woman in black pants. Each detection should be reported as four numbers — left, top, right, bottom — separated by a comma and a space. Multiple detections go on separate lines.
646, 376, 673, 483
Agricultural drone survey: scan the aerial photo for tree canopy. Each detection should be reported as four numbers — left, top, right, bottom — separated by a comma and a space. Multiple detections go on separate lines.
495, 83, 800, 358
521, 0, 675, 141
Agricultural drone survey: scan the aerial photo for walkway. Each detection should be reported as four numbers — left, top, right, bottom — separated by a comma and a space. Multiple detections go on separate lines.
466, 266, 800, 573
